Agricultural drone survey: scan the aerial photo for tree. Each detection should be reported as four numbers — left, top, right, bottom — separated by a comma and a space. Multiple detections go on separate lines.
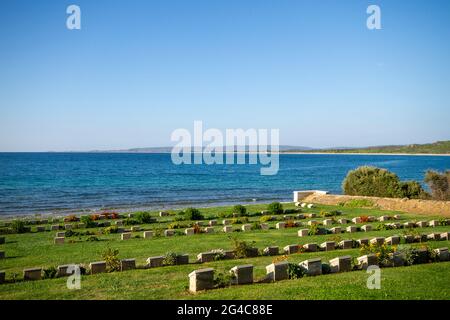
342, 166, 428, 199
424, 170, 450, 200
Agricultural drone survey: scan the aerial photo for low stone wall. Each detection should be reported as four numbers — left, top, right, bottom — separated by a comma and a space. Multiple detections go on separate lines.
303, 194, 450, 216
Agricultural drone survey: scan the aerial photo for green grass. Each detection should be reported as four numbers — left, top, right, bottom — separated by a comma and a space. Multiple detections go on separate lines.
0, 202, 449, 300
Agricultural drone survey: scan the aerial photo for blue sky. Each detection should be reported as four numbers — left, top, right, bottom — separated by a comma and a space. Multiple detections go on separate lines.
1, 0, 449, 151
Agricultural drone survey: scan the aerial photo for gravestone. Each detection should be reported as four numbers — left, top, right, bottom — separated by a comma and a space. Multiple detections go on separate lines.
296, 214, 305, 219
197, 252, 216, 263
246, 247, 259, 257
54, 237, 65, 245
121, 233, 132, 240
427, 233, 441, 241
263, 246, 279, 256
403, 222, 415, 228
204, 227, 215, 233
303, 243, 318, 252
323, 219, 333, 226
164, 229, 175, 237
404, 235, 415, 243
276, 222, 286, 229
159, 211, 169, 217
428, 220, 438, 227
223, 226, 233, 233
209, 220, 217, 226
36, 226, 45, 232
223, 250, 236, 259
222, 219, 232, 225
265, 261, 289, 281
320, 241, 335, 251
57, 264, 77, 277
379, 216, 389, 222
283, 244, 299, 254
357, 238, 369, 247
230, 264, 253, 285
330, 227, 341, 234
351, 217, 361, 224
416, 221, 428, 228
361, 225, 372, 232
241, 224, 251, 232
120, 259, 136, 271
56, 232, 65, 237
146, 256, 165, 268
51, 225, 60, 231
260, 223, 269, 230
385, 236, 400, 245
339, 240, 353, 249
338, 218, 349, 224
357, 254, 377, 270
434, 248, 449, 261
299, 258, 322, 276
298, 229, 309, 237
370, 237, 385, 245
176, 254, 190, 265
131, 226, 140, 232
64, 224, 73, 230
308, 213, 317, 218
90, 261, 106, 274
440, 232, 450, 241
23, 268, 42, 281
185, 228, 195, 236
189, 268, 214, 292
115, 220, 123, 226
143, 231, 153, 239
329, 256, 352, 273
346, 226, 357, 233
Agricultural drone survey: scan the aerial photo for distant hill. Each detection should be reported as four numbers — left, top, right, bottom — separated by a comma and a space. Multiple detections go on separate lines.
90, 145, 314, 153
287, 140, 450, 154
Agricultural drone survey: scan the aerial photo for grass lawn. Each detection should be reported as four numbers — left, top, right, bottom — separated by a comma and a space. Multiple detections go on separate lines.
0, 202, 449, 300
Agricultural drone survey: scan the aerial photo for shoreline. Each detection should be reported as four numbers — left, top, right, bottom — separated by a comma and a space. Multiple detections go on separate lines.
280, 152, 450, 156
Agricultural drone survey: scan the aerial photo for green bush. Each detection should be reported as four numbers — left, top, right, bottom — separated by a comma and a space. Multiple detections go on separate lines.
162, 252, 178, 266
232, 205, 247, 216
43, 266, 58, 279
134, 211, 155, 224
182, 208, 204, 221
11, 220, 28, 234
123, 218, 140, 226
103, 226, 119, 234
214, 272, 234, 288
342, 166, 427, 199
80, 216, 97, 228
259, 215, 273, 223
288, 263, 306, 279
267, 202, 284, 214
424, 170, 450, 200
229, 236, 255, 259
100, 247, 120, 272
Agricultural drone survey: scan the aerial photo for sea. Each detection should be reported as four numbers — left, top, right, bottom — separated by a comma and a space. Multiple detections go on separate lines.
0, 153, 449, 216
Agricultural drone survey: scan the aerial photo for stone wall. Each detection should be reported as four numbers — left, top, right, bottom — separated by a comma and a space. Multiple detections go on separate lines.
303, 194, 450, 216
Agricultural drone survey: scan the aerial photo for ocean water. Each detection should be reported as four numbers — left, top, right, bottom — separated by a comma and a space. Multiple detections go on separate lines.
0, 153, 449, 215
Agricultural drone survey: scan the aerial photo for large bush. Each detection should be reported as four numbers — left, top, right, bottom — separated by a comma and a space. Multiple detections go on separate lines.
232, 205, 247, 216
267, 202, 284, 214
424, 170, 450, 200
182, 207, 204, 221
342, 166, 427, 199
134, 211, 155, 224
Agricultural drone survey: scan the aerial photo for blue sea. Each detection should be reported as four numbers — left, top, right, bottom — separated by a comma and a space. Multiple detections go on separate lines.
0, 153, 449, 216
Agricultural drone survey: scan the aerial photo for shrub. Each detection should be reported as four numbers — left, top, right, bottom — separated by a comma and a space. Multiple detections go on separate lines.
81, 215, 97, 228
43, 266, 58, 279
267, 202, 284, 214
64, 215, 79, 222
123, 218, 140, 226
229, 236, 256, 259
11, 220, 27, 234
251, 222, 261, 230
342, 166, 427, 199
103, 226, 119, 234
214, 272, 234, 288
424, 170, 450, 200
308, 224, 320, 236
101, 247, 120, 272
233, 205, 247, 216
167, 222, 188, 229
341, 199, 375, 208
86, 236, 99, 242
218, 212, 234, 218
360, 215, 369, 223
260, 215, 274, 223
134, 211, 155, 224
211, 249, 226, 261
360, 243, 395, 266
183, 208, 204, 221
287, 263, 306, 279
162, 252, 178, 266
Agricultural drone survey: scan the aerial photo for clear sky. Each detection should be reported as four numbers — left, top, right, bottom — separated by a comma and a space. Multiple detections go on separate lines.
1, 0, 449, 151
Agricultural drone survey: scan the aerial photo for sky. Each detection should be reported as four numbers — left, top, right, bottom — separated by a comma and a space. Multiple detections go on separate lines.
0, 0, 450, 151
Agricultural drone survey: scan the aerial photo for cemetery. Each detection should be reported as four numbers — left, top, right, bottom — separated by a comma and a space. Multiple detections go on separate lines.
0, 201, 449, 299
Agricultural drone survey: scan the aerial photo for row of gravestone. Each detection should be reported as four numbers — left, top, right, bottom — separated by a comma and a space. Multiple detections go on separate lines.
188, 246, 450, 292
3, 230, 449, 285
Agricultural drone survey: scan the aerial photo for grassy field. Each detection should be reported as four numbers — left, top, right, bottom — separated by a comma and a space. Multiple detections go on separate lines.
0, 202, 449, 300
